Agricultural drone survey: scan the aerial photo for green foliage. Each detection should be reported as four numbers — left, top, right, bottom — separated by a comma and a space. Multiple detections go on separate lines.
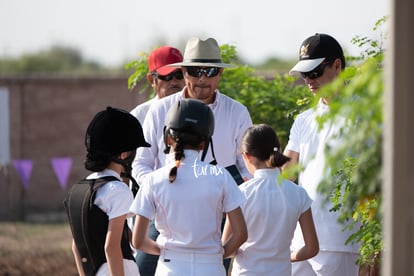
125, 51, 150, 92
255, 57, 295, 73
218, 44, 310, 145
317, 19, 386, 266
348, 16, 388, 62
0, 45, 111, 75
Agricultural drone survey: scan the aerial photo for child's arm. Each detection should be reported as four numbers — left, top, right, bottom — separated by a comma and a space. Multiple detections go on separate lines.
290, 208, 319, 262
71, 239, 86, 276
132, 215, 161, 255
222, 215, 233, 250
222, 207, 248, 259
105, 215, 127, 276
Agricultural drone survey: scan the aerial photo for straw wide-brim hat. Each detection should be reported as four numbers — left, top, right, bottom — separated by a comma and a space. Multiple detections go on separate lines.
169, 37, 234, 68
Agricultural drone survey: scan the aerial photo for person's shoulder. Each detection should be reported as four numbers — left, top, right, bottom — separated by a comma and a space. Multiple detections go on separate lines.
130, 98, 155, 122
217, 91, 250, 112
294, 106, 316, 121
97, 179, 131, 201
218, 91, 245, 106
193, 162, 233, 183
280, 178, 298, 189
147, 92, 182, 115
143, 165, 170, 184
158, 91, 182, 105
280, 179, 308, 195
131, 97, 155, 111
238, 177, 261, 193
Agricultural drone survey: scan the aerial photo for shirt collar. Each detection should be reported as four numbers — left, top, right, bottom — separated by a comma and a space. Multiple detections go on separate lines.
180, 88, 220, 109
317, 98, 330, 113
87, 168, 121, 180
253, 167, 281, 178
166, 149, 201, 165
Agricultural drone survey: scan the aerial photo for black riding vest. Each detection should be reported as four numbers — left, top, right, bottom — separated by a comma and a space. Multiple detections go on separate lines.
64, 176, 135, 276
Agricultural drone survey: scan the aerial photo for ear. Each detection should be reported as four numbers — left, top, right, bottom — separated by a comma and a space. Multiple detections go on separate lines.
333, 58, 342, 73
119, 151, 129, 160
218, 68, 224, 76
147, 73, 156, 86
242, 152, 253, 162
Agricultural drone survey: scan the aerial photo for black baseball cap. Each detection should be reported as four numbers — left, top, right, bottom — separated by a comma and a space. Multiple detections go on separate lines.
85, 106, 150, 155
289, 33, 345, 77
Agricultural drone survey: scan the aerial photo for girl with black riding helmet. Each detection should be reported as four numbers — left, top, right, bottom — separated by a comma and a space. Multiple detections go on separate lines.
68, 106, 150, 276
130, 99, 247, 276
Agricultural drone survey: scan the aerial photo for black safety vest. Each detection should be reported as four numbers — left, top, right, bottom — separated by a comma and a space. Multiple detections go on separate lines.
63, 176, 135, 276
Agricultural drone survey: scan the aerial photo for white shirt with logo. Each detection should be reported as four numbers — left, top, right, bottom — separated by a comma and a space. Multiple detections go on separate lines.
130, 149, 245, 255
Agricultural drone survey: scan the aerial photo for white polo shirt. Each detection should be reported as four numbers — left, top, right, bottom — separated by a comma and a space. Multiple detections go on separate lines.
132, 89, 252, 183
86, 169, 139, 276
130, 97, 158, 125
232, 168, 312, 275
285, 98, 359, 253
130, 150, 245, 255
87, 169, 134, 220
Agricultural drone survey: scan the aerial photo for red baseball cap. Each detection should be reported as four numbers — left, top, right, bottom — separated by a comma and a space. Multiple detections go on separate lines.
148, 46, 183, 75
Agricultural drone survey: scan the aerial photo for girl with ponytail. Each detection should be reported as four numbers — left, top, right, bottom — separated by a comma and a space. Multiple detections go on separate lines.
223, 124, 319, 275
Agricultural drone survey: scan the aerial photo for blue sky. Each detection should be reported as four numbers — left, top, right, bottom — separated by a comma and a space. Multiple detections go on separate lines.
1, 0, 389, 66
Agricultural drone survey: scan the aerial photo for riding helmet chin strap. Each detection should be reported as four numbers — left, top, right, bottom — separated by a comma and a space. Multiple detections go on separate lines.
201, 138, 217, 165
112, 155, 140, 196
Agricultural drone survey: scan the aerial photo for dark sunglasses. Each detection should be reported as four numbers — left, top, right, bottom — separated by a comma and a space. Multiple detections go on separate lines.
153, 70, 184, 81
300, 61, 332, 80
185, 67, 220, 78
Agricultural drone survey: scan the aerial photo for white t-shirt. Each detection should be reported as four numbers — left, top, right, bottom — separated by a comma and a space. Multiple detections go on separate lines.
130, 150, 245, 255
86, 169, 139, 276
132, 89, 253, 183
232, 168, 312, 276
285, 98, 359, 253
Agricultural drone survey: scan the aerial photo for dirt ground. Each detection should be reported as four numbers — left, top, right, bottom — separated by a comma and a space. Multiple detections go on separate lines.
0, 222, 380, 276
0, 222, 78, 276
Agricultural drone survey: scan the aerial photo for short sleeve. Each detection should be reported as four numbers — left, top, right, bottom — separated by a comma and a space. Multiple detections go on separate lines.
95, 181, 134, 220
298, 185, 313, 214
222, 170, 246, 213
129, 180, 155, 220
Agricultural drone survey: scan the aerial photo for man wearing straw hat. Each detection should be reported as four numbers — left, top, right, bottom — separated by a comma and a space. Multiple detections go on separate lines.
131, 37, 252, 275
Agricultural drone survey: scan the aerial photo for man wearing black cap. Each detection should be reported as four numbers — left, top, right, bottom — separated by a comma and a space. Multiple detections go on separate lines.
283, 34, 360, 276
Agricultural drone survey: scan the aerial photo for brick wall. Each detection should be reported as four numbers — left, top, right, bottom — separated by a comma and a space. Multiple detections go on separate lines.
0, 76, 149, 221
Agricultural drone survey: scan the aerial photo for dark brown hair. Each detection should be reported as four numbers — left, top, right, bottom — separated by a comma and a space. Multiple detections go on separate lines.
167, 130, 204, 183
241, 124, 290, 168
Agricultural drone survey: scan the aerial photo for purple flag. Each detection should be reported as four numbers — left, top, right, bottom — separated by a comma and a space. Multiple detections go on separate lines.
12, 159, 33, 190
51, 157, 73, 190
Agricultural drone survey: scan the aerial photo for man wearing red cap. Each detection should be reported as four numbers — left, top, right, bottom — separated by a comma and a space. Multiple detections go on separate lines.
129, 46, 184, 275
130, 46, 185, 124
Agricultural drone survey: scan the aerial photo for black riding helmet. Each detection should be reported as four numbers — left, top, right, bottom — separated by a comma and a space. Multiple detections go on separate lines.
86, 106, 150, 155
163, 99, 215, 162
85, 107, 150, 192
